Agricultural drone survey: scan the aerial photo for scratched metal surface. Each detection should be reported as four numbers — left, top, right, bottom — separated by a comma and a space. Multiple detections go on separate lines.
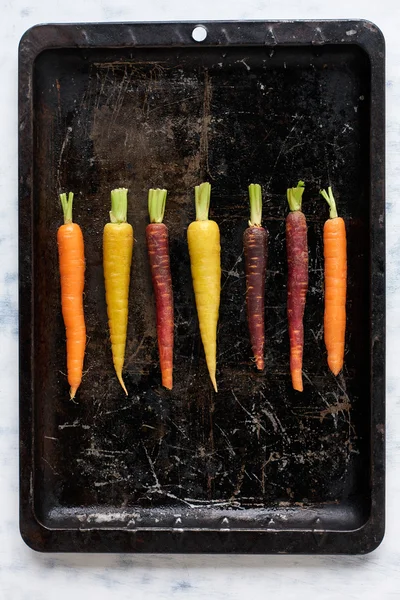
29, 40, 373, 539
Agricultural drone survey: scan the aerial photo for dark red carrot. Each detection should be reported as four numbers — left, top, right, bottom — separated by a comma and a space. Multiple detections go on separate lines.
243, 183, 268, 370
146, 188, 174, 389
286, 180, 308, 392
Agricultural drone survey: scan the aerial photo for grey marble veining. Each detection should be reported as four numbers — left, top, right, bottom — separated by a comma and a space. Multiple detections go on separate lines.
1, 0, 399, 598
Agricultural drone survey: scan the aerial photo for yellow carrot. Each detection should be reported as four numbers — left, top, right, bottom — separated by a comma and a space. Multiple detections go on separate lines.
103, 188, 133, 394
187, 182, 221, 392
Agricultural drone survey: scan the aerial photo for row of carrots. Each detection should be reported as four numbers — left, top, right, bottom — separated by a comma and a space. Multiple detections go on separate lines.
57, 181, 346, 399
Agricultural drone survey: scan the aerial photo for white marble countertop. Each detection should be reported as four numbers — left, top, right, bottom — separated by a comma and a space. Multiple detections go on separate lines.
1, 0, 398, 598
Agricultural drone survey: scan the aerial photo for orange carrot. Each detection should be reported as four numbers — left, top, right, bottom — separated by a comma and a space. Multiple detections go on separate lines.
286, 181, 308, 392
320, 187, 347, 375
57, 192, 86, 400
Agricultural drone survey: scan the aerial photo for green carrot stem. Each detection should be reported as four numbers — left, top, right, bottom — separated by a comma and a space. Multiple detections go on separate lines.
320, 186, 338, 219
287, 180, 305, 212
148, 188, 167, 223
195, 182, 211, 221
248, 183, 262, 227
60, 192, 74, 224
110, 188, 128, 224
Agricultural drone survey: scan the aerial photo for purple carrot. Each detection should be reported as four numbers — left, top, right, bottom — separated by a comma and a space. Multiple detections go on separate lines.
243, 183, 268, 370
146, 188, 174, 389
286, 180, 308, 392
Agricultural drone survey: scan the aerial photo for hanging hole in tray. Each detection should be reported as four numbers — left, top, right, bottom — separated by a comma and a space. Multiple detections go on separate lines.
192, 26, 207, 42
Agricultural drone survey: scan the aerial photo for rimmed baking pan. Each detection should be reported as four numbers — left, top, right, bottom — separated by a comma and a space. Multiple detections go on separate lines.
19, 20, 385, 553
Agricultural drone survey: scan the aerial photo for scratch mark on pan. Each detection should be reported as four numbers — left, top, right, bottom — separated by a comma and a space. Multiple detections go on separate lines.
266, 115, 303, 191
260, 391, 290, 444
310, 325, 324, 342
184, 498, 241, 508
183, 335, 196, 398
333, 372, 351, 402
148, 95, 198, 114
260, 406, 278, 432
94, 61, 168, 68
102, 405, 133, 416
94, 477, 131, 487
125, 336, 146, 367
169, 444, 196, 453
250, 471, 263, 485
284, 141, 307, 153
141, 447, 195, 508
333, 375, 354, 440
108, 67, 133, 134
162, 493, 194, 507
55, 79, 62, 122
222, 251, 244, 290
85, 447, 136, 457
58, 419, 90, 430
302, 371, 332, 411
324, 142, 333, 183
56, 126, 72, 190
239, 58, 251, 71
142, 444, 161, 490
320, 401, 351, 422
215, 423, 236, 456
167, 417, 190, 440
232, 391, 267, 433
231, 462, 246, 498
241, 128, 274, 164
96, 66, 110, 108
42, 457, 59, 475
200, 69, 212, 179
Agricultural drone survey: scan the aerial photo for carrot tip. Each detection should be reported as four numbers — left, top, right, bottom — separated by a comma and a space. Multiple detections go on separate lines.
210, 376, 218, 393
117, 373, 128, 395
329, 364, 342, 377
161, 368, 173, 390
162, 379, 173, 390
293, 384, 303, 392
255, 358, 265, 371
69, 387, 78, 401
291, 375, 303, 392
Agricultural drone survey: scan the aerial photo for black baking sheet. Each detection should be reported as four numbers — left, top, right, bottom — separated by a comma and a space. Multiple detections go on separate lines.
19, 20, 385, 553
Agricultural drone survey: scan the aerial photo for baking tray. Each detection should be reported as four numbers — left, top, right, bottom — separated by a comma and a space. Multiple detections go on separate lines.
19, 20, 385, 553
